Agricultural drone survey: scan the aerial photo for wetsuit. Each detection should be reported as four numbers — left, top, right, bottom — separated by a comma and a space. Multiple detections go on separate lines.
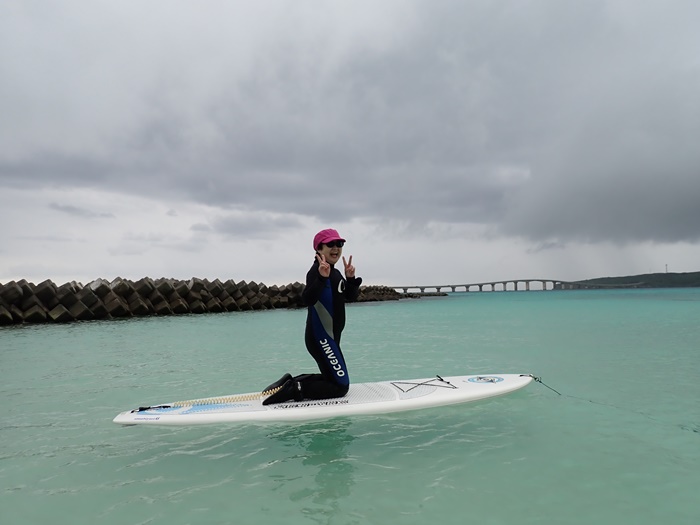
296, 258, 362, 400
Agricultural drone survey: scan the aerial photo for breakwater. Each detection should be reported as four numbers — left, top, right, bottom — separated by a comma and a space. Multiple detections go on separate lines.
0, 277, 408, 326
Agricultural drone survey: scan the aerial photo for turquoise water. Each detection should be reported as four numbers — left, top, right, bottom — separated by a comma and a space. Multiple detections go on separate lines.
1, 289, 699, 524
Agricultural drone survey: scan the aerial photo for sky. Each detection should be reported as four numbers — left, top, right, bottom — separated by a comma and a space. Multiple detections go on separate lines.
2, 0, 700, 289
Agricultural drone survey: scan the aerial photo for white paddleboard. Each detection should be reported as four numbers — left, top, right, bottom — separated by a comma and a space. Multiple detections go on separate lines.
113, 373, 534, 426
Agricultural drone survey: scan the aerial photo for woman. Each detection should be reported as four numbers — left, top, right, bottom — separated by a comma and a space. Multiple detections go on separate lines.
263, 228, 362, 405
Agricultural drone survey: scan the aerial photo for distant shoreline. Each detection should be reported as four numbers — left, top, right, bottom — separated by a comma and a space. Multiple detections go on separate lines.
574, 271, 700, 288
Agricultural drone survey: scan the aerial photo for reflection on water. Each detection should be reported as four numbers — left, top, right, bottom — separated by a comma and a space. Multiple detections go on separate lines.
267, 419, 356, 524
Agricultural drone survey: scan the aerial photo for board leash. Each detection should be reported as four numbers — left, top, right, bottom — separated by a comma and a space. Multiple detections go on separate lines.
520, 374, 698, 435
134, 385, 283, 412
521, 374, 561, 396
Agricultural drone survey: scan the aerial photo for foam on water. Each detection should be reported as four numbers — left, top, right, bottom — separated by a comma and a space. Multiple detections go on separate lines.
1, 289, 699, 524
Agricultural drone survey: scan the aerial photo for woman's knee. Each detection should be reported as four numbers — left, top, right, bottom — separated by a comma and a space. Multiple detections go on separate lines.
333, 382, 349, 397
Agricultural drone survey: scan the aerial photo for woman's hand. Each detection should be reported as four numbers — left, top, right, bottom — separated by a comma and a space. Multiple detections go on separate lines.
343, 255, 355, 278
316, 253, 331, 278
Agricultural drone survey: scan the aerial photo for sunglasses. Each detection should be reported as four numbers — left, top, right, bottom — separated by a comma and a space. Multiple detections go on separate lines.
322, 240, 345, 248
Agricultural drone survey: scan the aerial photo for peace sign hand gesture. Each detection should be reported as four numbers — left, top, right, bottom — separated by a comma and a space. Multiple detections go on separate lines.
343, 255, 355, 278
316, 253, 331, 278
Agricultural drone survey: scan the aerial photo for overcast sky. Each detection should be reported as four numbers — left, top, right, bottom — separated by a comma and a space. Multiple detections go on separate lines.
2, 0, 699, 289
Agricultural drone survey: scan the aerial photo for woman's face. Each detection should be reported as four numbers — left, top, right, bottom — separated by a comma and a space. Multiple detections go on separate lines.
317, 241, 344, 265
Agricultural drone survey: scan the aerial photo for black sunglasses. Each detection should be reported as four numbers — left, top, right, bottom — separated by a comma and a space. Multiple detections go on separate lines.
322, 240, 345, 248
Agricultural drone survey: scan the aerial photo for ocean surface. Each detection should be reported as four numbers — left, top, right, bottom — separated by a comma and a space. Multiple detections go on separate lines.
1, 288, 699, 525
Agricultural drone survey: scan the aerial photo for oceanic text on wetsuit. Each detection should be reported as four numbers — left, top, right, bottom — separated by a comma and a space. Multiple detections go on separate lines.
319, 338, 345, 377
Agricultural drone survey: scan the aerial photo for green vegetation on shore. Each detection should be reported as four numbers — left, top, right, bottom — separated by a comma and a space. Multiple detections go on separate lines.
576, 271, 700, 288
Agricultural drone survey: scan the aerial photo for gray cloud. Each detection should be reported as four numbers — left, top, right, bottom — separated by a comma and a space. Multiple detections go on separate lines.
208, 213, 305, 239
527, 241, 567, 254
49, 203, 115, 219
17, 234, 80, 243
2, 0, 700, 247
190, 223, 212, 233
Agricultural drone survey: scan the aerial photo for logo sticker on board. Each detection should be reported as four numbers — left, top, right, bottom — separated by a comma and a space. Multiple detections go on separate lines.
468, 376, 504, 383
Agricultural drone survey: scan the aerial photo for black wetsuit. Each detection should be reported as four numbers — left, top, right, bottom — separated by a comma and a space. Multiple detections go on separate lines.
296, 258, 362, 400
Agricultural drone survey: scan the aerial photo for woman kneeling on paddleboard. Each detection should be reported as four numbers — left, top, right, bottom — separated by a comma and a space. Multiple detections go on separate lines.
263, 228, 362, 405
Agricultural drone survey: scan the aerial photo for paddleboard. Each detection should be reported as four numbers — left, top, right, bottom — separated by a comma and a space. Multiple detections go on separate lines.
113, 373, 534, 426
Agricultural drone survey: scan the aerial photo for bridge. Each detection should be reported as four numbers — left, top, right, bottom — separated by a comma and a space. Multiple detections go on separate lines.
392, 280, 643, 293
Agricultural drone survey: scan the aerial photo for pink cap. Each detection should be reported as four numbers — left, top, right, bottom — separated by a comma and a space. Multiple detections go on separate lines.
313, 228, 346, 250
